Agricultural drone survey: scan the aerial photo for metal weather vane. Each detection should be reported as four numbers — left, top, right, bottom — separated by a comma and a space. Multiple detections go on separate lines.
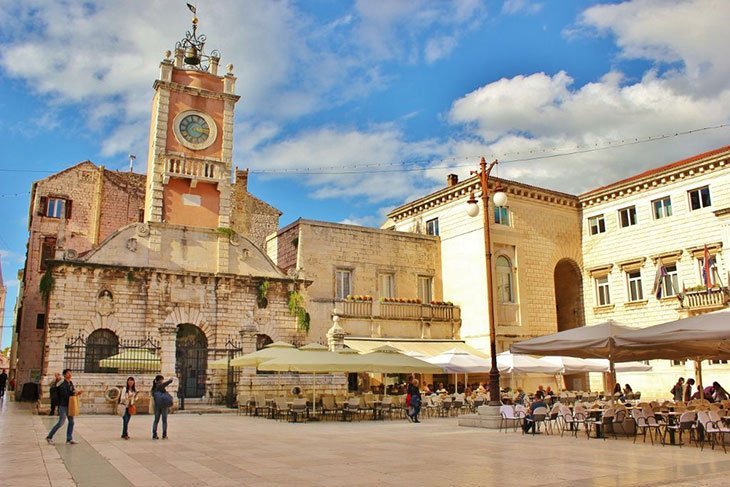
176, 2, 220, 72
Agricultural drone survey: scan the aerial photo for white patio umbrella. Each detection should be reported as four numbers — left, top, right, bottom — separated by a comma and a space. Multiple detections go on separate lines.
425, 348, 491, 395
496, 352, 564, 375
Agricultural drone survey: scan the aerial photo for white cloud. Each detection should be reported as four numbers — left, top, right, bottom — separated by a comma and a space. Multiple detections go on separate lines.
444, 0, 730, 194
502, 0, 543, 15
425, 36, 458, 64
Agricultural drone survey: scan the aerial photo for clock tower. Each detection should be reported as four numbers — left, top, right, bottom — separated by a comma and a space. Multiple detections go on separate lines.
144, 14, 240, 231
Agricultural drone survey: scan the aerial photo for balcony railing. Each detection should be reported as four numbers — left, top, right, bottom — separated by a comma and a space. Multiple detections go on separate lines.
337, 300, 460, 321
165, 156, 226, 181
680, 288, 729, 311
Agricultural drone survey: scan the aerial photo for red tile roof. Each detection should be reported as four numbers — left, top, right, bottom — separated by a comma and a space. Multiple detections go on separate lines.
581, 145, 730, 197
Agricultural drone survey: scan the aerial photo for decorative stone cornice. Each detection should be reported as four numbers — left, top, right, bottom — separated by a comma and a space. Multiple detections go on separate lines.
687, 242, 723, 258
650, 250, 683, 264
580, 147, 730, 209
153, 80, 241, 103
587, 264, 613, 277
387, 175, 579, 222
617, 257, 647, 271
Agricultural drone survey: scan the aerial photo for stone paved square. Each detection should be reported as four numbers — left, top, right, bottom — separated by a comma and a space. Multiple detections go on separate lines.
4, 400, 730, 487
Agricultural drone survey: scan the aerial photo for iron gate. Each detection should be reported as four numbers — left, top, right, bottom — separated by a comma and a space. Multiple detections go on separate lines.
211, 340, 243, 408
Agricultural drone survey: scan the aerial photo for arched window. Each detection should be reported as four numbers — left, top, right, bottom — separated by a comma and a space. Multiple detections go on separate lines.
496, 256, 514, 304
256, 334, 273, 351
85, 329, 119, 373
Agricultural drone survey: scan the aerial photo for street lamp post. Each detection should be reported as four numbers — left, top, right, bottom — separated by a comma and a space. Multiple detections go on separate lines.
466, 157, 507, 406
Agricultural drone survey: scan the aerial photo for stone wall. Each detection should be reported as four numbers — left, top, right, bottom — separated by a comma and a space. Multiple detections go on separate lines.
390, 179, 582, 353
230, 169, 281, 250
580, 150, 730, 397
14, 163, 145, 389
268, 220, 445, 343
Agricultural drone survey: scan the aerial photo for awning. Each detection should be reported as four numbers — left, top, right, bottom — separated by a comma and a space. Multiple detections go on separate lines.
343, 338, 489, 360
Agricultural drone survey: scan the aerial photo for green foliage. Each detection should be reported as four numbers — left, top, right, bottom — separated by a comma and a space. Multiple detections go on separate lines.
258, 279, 270, 301
288, 290, 310, 333
126, 270, 135, 283
39, 268, 55, 304
216, 227, 236, 239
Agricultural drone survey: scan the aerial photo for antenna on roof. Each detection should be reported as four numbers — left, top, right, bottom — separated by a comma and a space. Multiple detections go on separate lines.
128, 154, 136, 173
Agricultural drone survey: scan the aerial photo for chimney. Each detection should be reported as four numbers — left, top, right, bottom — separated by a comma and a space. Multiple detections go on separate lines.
234, 168, 249, 193
447, 174, 459, 187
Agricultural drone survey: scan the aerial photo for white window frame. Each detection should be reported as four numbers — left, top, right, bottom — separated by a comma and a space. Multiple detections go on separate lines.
618, 206, 637, 228
417, 276, 433, 303
688, 186, 711, 210
662, 264, 680, 297
495, 255, 515, 303
652, 196, 672, 220
379, 273, 395, 299
626, 270, 643, 302
494, 206, 510, 226
46, 198, 65, 218
425, 218, 439, 236
335, 269, 352, 300
588, 215, 606, 235
595, 275, 611, 306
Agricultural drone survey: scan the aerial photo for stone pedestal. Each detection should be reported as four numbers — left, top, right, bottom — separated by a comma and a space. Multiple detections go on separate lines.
326, 313, 345, 351
458, 404, 503, 429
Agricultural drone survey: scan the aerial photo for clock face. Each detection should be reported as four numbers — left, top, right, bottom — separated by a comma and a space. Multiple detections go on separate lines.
178, 114, 210, 145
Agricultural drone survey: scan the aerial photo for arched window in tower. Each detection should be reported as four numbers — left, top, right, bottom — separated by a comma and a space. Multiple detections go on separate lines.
85, 329, 119, 373
496, 256, 515, 304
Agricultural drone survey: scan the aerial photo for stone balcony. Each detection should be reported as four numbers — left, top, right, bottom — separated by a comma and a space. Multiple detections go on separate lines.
312, 299, 461, 341
679, 287, 729, 314
164, 155, 227, 183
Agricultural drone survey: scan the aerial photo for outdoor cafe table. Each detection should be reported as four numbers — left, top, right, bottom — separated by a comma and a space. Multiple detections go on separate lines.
587, 409, 605, 438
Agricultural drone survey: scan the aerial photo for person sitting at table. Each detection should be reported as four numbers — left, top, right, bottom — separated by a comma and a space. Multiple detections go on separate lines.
536, 385, 545, 396
464, 385, 473, 398
436, 383, 447, 395
545, 386, 555, 397
613, 382, 623, 397
623, 384, 633, 395
522, 391, 547, 434
712, 382, 729, 402
514, 388, 527, 406
476, 382, 486, 394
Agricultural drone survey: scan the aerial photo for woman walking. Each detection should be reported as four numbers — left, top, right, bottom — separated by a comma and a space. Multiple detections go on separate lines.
407, 378, 422, 423
120, 377, 138, 440
151, 375, 174, 440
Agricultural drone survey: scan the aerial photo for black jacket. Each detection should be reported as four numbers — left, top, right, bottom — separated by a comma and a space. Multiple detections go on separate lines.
58, 380, 75, 407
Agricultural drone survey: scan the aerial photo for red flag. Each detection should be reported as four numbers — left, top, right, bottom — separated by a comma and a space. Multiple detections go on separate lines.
703, 244, 712, 290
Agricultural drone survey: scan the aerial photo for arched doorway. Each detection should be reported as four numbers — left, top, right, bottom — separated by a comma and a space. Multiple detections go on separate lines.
554, 259, 584, 332
176, 324, 208, 398
554, 259, 586, 390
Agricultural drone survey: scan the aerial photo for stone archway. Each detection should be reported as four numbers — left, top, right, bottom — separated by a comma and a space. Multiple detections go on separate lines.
553, 258, 586, 390
176, 324, 208, 398
554, 259, 584, 332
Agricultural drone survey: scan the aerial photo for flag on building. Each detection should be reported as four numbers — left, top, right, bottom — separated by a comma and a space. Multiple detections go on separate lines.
652, 259, 667, 299
703, 244, 712, 291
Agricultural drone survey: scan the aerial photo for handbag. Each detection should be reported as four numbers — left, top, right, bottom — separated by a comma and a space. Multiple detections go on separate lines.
128, 404, 137, 415
116, 404, 127, 416
68, 395, 80, 417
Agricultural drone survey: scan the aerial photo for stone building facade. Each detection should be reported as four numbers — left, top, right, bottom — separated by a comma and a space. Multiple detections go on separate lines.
266, 219, 462, 344
384, 174, 584, 359
578, 145, 730, 397
12, 163, 146, 391
11, 20, 313, 412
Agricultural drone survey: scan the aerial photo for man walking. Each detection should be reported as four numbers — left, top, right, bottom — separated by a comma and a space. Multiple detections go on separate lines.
0, 369, 8, 398
46, 369, 82, 445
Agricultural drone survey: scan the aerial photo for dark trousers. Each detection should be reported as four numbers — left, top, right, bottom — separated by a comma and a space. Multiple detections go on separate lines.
122, 409, 131, 437
50, 400, 58, 415
152, 405, 168, 437
0, 385, 6, 397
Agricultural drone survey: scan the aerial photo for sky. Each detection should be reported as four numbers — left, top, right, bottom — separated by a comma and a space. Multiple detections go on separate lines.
1, 0, 729, 347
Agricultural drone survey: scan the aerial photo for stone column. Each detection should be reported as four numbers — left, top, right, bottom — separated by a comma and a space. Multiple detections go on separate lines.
326, 312, 345, 351
238, 321, 258, 394
158, 325, 178, 401
40, 321, 68, 413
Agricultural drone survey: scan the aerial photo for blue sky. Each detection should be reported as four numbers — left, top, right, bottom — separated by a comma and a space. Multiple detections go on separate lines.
1, 0, 729, 347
